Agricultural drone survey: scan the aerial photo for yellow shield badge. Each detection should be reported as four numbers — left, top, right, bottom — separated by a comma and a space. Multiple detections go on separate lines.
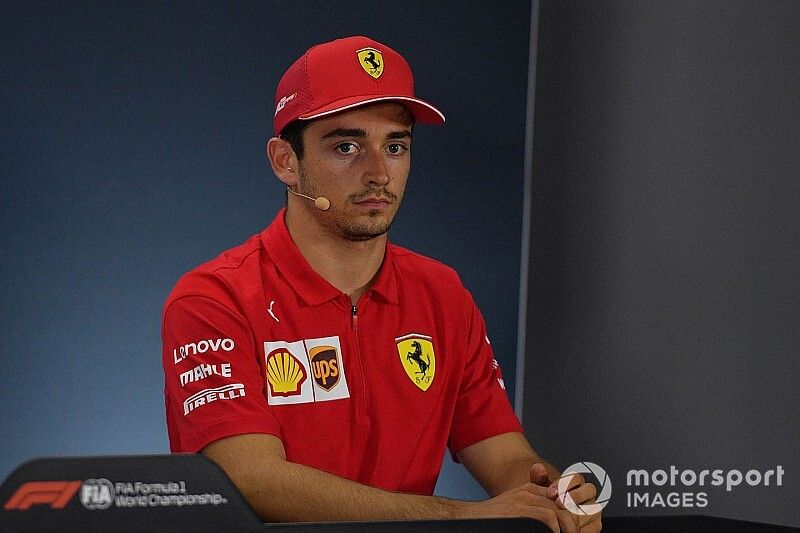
357, 47, 384, 79
396, 333, 435, 391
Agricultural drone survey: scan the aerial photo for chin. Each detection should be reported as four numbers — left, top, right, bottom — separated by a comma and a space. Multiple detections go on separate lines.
340, 219, 393, 241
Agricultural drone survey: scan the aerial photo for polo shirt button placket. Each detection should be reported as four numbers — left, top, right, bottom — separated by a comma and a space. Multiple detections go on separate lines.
346, 299, 368, 418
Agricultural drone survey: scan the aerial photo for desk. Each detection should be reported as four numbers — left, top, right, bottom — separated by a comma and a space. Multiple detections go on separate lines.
1, 455, 795, 532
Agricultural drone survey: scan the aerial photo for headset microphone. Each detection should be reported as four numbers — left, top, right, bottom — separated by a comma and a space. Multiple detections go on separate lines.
287, 187, 331, 211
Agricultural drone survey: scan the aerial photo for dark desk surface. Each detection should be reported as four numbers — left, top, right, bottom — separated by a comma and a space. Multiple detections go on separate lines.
1, 455, 796, 532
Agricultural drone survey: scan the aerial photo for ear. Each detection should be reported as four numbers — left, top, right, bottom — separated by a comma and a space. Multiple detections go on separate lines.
267, 137, 299, 187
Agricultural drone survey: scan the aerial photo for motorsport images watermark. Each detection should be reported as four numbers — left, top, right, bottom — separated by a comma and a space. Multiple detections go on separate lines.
557, 462, 785, 513
625, 465, 784, 508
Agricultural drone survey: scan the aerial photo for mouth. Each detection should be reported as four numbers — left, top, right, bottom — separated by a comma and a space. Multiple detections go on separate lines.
352, 192, 395, 210
355, 200, 390, 211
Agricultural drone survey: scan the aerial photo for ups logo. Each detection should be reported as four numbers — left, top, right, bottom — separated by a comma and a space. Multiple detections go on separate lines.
309, 345, 340, 391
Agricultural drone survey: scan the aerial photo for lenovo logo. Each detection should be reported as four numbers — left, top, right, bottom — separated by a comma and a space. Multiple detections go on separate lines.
173, 338, 235, 364
4, 480, 81, 511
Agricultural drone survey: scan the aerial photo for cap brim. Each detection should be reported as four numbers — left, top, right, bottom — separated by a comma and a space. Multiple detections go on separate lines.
297, 95, 445, 125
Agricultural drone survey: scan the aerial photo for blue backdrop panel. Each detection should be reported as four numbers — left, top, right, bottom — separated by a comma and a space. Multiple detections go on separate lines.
0, 1, 531, 501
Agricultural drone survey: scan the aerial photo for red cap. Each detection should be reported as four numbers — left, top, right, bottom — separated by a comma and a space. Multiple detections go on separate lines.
273, 36, 445, 136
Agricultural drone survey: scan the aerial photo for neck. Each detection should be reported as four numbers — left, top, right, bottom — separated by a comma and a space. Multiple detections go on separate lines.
284, 206, 387, 305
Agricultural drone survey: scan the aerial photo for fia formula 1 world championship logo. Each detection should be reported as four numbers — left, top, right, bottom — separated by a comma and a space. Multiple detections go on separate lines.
558, 462, 612, 516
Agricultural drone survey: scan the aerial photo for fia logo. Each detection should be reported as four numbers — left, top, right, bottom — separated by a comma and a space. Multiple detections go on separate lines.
80, 478, 115, 510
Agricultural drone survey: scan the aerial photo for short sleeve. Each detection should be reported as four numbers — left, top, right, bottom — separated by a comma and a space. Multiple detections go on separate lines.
447, 290, 523, 457
162, 294, 281, 452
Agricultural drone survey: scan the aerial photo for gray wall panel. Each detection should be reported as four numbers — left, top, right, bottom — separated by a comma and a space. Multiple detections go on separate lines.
524, 1, 799, 526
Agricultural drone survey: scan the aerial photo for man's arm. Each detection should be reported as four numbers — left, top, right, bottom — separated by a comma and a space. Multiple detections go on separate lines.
456, 432, 561, 495
203, 433, 563, 530
457, 432, 602, 532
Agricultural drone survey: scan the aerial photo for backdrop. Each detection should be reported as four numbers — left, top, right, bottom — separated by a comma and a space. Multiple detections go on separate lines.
523, 0, 799, 527
0, 1, 532, 501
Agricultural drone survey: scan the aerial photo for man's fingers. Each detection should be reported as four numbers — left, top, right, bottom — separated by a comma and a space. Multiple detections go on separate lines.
547, 472, 586, 499
579, 511, 602, 532
577, 507, 602, 529
500, 483, 601, 533
526, 507, 561, 533
561, 473, 586, 492
521, 482, 554, 498
514, 490, 562, 532
555, 481, 597, 508
554, 508, 581, 533
530, 462, 550, 486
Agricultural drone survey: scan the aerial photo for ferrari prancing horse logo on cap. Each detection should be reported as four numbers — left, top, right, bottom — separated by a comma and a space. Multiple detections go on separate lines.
396, 333, 436, 391
357, 47, 384, 79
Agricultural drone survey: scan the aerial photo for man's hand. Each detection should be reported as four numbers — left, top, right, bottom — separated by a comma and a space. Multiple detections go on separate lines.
453, 482, 575, 533
457, 433, 602, 531
531, 463, 602, 532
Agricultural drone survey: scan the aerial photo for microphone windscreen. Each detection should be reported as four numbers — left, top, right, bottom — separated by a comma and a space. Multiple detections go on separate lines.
314, 197, 331, 211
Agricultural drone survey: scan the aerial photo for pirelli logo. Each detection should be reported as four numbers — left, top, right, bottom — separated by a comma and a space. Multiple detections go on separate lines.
183, 383, 245, 415
4, 481, 81, 511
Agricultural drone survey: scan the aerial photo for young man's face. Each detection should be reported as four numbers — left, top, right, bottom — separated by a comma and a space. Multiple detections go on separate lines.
295, 102, 413, 241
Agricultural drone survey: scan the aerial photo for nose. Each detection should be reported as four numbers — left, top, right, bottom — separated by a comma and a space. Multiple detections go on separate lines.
360, 147, 390, 187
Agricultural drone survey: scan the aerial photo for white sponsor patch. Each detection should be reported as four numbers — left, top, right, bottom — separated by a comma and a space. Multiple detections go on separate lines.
183, 383, 245, 415
263, 336, 349, 405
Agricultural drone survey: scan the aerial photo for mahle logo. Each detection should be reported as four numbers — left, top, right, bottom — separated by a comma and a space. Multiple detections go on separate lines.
80, 478, 115, 510
558, 462, 612, 516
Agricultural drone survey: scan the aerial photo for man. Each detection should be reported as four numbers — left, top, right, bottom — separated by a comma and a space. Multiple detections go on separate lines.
162, 36, 601, 532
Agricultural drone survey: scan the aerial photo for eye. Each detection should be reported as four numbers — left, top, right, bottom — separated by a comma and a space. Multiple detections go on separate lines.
387, 143, 406, 155
336, 142, 357, 154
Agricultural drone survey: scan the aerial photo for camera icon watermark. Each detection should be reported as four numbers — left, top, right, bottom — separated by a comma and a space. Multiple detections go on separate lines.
557, 461, 612, 515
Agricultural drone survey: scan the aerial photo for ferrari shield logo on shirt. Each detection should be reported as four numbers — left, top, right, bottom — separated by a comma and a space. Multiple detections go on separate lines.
357, 47, 384, 79
395, 333, 436, 391
263, 336, 349, 405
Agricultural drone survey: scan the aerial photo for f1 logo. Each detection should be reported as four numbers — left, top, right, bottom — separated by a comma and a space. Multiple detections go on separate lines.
3, 481, 81, 511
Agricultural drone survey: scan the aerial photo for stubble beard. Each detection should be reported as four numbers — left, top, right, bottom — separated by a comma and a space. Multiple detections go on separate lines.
298, 170, 401, 242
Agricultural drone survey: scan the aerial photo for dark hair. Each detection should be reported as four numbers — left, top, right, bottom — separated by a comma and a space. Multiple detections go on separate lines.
279, 120, 311, 160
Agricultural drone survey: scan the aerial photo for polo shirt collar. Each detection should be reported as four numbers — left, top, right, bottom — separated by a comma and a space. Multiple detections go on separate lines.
261, 208, 398, 307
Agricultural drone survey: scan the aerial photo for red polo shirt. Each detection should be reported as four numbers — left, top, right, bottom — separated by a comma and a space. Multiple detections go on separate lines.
162, 209, 522, 495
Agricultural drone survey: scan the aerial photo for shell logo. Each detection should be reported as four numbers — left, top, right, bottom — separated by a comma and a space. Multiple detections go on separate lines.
266, 349, 306, 396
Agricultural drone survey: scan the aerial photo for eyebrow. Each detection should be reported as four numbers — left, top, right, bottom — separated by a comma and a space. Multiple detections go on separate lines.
387, 131, 413, 140
320, 128, 412, 140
